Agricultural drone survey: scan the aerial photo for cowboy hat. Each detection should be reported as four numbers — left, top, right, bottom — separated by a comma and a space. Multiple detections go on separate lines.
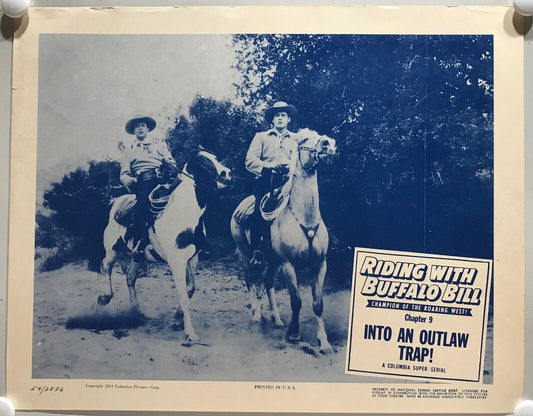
125, 115, 156, 135
265, 101, 297, 122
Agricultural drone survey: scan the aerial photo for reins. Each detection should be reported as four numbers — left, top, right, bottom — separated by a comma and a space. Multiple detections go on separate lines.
174, 149, 225, 189
176, 166, 196, 184
298, 144, 320, 172
149, 150, 227, 214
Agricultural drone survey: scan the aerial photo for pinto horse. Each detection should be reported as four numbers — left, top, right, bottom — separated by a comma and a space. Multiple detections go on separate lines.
231, 129, 336, 354
97, 149, 231, 344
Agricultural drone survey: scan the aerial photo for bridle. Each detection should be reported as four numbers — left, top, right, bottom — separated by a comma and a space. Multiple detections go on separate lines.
157, 150, 229, 205
180, 149, 230, 189
298, 143, 320, 172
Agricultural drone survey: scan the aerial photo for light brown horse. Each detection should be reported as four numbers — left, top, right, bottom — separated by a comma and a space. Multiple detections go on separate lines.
231, 129, 336, 354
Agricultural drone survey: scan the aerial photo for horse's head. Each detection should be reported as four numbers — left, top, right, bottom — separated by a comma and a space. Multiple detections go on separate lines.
187, 149, 232, 191
295, 128, 337, 171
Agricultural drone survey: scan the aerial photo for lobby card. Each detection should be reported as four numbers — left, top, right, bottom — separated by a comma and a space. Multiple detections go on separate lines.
6, 5, 524, 413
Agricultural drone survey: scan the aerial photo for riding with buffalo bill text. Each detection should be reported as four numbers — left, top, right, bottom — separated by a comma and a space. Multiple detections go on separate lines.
359, 256, 481, 304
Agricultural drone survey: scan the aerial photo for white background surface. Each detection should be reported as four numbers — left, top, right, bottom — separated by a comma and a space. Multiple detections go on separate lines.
0, 1, 530, 415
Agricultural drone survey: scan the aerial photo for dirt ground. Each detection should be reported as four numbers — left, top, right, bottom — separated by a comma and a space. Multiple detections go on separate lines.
32, 254, 492, 383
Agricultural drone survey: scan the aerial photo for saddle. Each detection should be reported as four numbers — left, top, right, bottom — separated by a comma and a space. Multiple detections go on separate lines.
232, 182, 291, 227
113, 194, 137, 227
149, 184, 173, 215
233, 196, 255, 226
260, 189, 289, 221
260, 175, 292, 221
113, 184, 174, 228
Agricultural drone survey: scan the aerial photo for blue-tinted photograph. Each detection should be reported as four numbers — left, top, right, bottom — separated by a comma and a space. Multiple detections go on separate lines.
32, 34, 493, 383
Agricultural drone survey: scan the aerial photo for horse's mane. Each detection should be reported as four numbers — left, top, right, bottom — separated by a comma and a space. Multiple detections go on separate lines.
294, 128, 321, 145
271, 128, 322, 212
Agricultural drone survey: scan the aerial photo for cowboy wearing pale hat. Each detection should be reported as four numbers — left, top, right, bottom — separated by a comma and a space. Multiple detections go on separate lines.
120, 114, 177, 254
245, 101, 298, 270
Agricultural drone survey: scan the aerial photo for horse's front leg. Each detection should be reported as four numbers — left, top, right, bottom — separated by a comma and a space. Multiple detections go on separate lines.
97, 224, 122, 306
313, 260, 333, 354
281, 262, 301, 343
168, 249, 199, 344
265, 262, 283, 327
247, 281, 262, 324
126, 257, 141, 308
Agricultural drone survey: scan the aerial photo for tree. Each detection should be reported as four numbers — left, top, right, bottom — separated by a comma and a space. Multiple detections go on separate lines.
233, 34, 494, 261
34, 96, 264, 269
36, 160, 123, 270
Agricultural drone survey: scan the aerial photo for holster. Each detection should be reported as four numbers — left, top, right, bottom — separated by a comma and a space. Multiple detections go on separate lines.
137, 168, 159, 182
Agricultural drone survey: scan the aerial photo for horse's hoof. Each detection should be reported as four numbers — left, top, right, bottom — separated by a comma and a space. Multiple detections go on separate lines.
97, 294, 112, 305
271, 316, 284, 328
301, 345, 318, 356
187, 287, 195, 299
319, 346, 334, 355
249, 318, 262, 333
251, 310, 262, 323
181, 334, 201, 347
287, 333, 301, 344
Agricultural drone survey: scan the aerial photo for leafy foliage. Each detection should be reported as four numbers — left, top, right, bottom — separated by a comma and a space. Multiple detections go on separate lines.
36, 160, 123, 271
233, 34, 494, 261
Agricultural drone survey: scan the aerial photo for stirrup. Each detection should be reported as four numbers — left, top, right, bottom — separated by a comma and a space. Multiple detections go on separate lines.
249, 249, 266, 272
261, 195, 278, 212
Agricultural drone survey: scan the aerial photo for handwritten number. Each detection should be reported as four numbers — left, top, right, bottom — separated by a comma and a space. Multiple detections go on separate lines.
30, 386, 64, 395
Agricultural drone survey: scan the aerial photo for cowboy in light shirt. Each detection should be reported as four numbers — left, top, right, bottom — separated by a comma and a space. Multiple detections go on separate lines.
120, 115, 177, 253
245, 101, 297, 270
